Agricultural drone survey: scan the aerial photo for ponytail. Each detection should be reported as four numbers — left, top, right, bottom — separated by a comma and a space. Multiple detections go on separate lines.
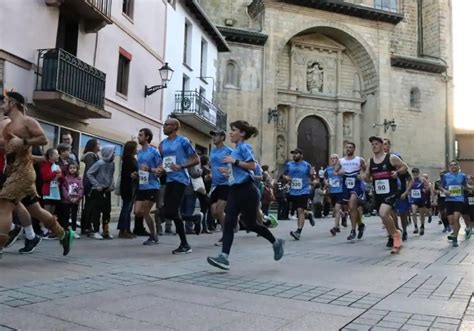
230, 120, 258, 139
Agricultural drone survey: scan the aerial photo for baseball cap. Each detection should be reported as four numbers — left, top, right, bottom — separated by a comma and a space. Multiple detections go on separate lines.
210, 129, 226, 136
5, 91, 25, 105
290, 148, 303, 154
369, 136, 384, 144
412, 167, 420, 173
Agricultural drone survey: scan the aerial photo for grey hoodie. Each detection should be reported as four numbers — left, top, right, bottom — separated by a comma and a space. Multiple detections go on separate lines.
87, 145, 115, 190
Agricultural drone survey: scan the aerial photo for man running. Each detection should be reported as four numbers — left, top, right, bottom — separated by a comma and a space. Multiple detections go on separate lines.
325, 154, 344, 236
209, 129, 233, 246
435, 171, 450, 232
410, 168, 430, 236
440, 160, 471, 247
334, 142, 366, 241
135, 128, 162, 245
284, 148, 315, 240
366, 136, 407, 254
158, 118, 199, 254
0, 92, 73, 258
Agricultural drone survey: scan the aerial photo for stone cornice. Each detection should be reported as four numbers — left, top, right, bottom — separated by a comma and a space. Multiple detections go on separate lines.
217, 26, 268, 46
391, 55, 447, 74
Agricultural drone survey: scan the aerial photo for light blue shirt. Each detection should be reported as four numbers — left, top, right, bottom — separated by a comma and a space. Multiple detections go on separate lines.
229, 142, 255, 186
325, 166, 343, 194
210, 145, 233, 187
160, 135, 197, 186
284, 161, 312, 196
442, 172, 467, 202
137, 146, 162, 190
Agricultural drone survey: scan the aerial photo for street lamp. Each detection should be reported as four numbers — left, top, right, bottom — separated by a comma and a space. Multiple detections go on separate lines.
268, 107, 279, 124
144, 62, 174, 97
373, 118, 397, 133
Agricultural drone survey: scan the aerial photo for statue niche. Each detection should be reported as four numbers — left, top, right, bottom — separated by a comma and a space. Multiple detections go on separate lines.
276, 135, 286, 164
307, 61, 324, 93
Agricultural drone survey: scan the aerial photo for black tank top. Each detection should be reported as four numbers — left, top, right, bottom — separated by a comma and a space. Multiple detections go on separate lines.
369, 153, 398, 197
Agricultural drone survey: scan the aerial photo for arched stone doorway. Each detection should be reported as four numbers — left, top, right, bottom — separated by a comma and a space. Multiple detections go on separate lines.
297, 116, 329, 169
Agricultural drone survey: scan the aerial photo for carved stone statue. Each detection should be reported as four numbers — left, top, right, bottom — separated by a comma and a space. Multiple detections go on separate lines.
307, 61, 324, 93
343, 113, 352, 137
276, 135, 286, 163
277, 110, 287, 131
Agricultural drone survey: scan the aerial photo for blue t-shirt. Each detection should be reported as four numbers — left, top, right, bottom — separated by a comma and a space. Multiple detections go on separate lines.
210, 145, 233, 187
137, 146, 162, 190
410, 178, 425, 203
229, 142, 255, 185
160, 135, 196, 186
284, 160, 312, 196
325, 166, 343, 194
442, 172, 467, 202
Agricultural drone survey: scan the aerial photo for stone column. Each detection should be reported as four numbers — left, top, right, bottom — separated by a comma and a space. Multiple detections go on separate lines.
353, 112, 361, 151
336, 111, 344, 156
288, 106, 297, 152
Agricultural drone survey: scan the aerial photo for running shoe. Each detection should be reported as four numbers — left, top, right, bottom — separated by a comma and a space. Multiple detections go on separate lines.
420, 226, 425, 236
73, 233, 81, 240
357, 223, 365, 239
273, 238, 285, 261
307, 212, 315, 227
207, 254, 230, 270
347, 230, 356, 242
214, 237, 223, 246
438, 220, 442, 225
402, 230, 408, 242
452, 239, 459, 247
5, 225, 22, 249
143, 237, 158, 245
442, 227, 449, 233
428, 216, 432, 223
386, 236, 393, 248
413, 228, 419, 234
465, 229, 472, 240
268, 214, 279, 228
60, 229, 74, 256
19, 235, 42, 254
290, 231, 301, 241
330, 227, 337, 236
172, 244, 192, 254
92, 232, 104, 240
391, 230, 402, 254
447, 234, 456, 241
194, 212, 203, 235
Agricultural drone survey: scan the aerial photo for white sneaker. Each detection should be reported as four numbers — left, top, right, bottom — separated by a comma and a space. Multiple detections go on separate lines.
93, 232, 103, 240
73, 233, 81, 239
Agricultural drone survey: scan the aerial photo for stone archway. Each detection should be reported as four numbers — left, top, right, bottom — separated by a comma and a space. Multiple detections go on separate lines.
297, 116, 329, 169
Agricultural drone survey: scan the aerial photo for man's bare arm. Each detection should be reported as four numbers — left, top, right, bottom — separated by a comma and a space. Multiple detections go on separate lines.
25, 118, 48, 147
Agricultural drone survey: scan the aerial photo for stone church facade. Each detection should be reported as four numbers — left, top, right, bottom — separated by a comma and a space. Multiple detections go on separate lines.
200, 0, 453, 175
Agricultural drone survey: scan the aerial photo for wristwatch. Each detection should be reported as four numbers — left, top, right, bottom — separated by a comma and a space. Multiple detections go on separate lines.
234, 159, 240, 166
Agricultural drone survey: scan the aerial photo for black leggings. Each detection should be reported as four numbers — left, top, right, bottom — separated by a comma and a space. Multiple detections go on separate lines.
222, 181, 275, 255
161, 181, 188, 245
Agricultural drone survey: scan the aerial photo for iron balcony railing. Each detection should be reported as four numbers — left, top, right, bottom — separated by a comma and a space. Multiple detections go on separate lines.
174, 91, 227, 131
86, 0, 112, 18
35, 48, 106, 109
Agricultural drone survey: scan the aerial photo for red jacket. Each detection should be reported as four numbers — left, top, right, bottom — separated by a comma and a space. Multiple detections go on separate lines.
40, 161, 61, 196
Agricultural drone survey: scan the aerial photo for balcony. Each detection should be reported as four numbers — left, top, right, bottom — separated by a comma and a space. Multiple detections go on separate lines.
45, 0, 112, 32
33, 48, 111, 119
173, 91, 227, 135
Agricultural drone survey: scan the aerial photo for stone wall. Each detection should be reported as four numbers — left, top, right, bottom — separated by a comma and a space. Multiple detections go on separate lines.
199, 0, 254, 28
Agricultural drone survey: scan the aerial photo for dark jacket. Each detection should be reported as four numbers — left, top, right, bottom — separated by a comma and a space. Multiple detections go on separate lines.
81, 151, 99, 194
120, 157, 138, 200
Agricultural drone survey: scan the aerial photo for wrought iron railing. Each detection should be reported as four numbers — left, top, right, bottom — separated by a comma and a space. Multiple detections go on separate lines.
35, 48, 106, 109
87, 0, 112, 18
174, 91, 227, 131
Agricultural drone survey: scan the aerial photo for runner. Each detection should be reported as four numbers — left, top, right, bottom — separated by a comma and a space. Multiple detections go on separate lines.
283, 148, 315, 240
366, 136, 408, 254
207, 120, 284, 270
209, 129, 233, 246
0, 91, 73, 258
409, 168, 429, 236
325, 154, 344, 236
394, 170, 413, 242
135, 128, 162, 245
158, 118, 199, 254
435, 171, 450, 232
440, 160, 471, 247
422, 173, 435, 224
464, 175, 473, 239
334, 142, 366, 241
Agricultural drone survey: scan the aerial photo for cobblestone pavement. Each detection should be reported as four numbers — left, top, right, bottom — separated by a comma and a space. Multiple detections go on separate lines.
0, 216, 472, 330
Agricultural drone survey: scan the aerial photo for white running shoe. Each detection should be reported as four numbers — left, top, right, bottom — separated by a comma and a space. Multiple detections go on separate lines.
93, 232, 103, 240
73, 233, 81, 240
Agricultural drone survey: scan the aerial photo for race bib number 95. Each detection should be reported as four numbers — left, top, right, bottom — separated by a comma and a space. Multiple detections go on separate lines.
139, 170, 149, 185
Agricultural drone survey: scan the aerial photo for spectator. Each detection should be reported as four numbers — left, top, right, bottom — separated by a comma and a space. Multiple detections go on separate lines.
61, 131, 79, 164
80, 139, 100, 235
117, 141, 138, 239
40, 148, 61, 216
57, 143, 71, 175
312, 182, 326, 218
59, 162, 83, 239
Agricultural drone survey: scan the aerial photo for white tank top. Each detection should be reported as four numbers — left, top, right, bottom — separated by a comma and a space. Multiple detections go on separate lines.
340, 156, 362, 177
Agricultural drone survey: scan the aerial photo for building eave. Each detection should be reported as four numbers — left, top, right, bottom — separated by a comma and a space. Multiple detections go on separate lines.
280, 0, 403, 24
217, 26, 268, 46
183, 0, 231, 52
391, 55, 447, 74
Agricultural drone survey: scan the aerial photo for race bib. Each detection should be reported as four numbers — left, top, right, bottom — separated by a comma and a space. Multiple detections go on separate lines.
411, 189, 421, 199
139, 170, 149, 186
448, 185, 462, 197
291, 178, 303, 190
345, 177, 355, 189
329, 177, 340, 188
375, 179, 390, 194
440, 191, 446, 198
163, 156, 176, 173
228, 165, 235, 185
468, 197, 474, 205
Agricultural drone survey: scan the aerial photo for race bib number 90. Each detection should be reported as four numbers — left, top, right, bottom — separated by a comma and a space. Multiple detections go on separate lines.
411, 189, 421, 199
375, 179, 390, 194
163, 156, 176, 173
448, 185, 462, 197
345, 177, 355, 189
291, 178, 303, 190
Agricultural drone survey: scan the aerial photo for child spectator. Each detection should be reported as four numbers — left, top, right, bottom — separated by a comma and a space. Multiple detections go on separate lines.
87, 145, 115, 240
59, 162, 83, 239
312, 182, 326, 219
57, 143, 72, 175
40, 148, 62, 215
